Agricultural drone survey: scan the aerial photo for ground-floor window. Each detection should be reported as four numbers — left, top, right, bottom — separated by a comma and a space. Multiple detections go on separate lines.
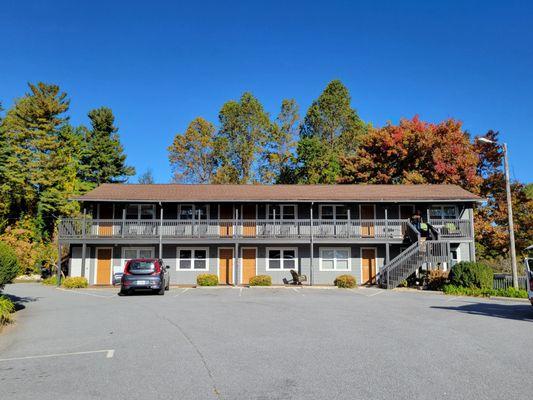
319, 248, 351, 271
177, 248, 209, 270
266, 248, 297, 270
121, 247, 154, 267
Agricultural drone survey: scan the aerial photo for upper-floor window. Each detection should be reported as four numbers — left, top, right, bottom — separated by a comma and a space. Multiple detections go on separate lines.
319, 205, 348, 220
430, 205, 457, 220
126, 204, 155, 220
178, 204, 209, 220
267, 204, 296, 220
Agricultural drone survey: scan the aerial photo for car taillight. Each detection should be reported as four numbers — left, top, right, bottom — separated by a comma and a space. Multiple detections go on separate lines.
152, 262, 161, 275
123, 261, 131, 275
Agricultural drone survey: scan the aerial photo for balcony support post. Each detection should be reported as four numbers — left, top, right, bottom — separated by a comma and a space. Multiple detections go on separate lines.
347, 209, 351, 238
384, 207, 389, 238
121, 208, 125, 238
56, 229, 62, 287
81, 209, 87, 278
309, 202, 314, 286
159, 203, 163, 259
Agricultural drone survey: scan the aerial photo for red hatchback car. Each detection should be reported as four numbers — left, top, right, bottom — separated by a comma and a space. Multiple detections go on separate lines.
120, 258, 170, 295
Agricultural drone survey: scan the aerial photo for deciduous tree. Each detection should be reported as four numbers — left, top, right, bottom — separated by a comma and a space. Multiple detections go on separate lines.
260, 99, 298, 184
168, 117, 217, 183
215, 92, 270, 183
138, 169, 155, 184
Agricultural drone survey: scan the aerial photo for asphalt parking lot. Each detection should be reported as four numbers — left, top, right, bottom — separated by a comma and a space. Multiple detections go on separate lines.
1, 283, 532, 400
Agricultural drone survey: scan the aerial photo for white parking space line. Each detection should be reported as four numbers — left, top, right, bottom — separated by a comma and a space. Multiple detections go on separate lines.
365, 290, 384, 297
0, 349, 115, 362
173, 288, 191, 297
56, 288, 114, 298
239, 287, 243, 297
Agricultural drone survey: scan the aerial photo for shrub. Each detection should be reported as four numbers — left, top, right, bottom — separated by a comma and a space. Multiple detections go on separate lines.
0, 242, 20, 288
62, 277, 88, 289
427, 269, 449, 291
448, 261, 493, 289
334, 274, 357, 288
249, 275, 272, 286
197, 273, 218, 286
0, 217, 57, 275
0, 295, 15, 325
42, 275, 62, 286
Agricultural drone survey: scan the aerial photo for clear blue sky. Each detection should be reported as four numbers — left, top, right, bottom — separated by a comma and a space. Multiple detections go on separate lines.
1, 0, 532, 184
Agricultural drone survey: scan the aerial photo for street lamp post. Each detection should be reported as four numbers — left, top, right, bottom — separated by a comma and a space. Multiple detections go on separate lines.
477, 137, 518, 289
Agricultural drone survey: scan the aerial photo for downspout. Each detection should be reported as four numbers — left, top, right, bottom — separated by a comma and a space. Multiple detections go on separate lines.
57, 218, 62, 287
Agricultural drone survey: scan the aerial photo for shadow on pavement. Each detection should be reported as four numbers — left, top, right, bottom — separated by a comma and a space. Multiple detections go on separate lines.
2, 293, 39, 311
432, 302, 533, 322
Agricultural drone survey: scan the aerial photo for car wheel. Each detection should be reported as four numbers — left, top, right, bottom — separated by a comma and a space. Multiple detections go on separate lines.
157, 286, 165, 295
165, 281, 170, 291
119, 288, 128, 296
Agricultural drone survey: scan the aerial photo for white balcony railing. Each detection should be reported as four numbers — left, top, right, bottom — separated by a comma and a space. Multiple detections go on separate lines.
59, 218, 416, 240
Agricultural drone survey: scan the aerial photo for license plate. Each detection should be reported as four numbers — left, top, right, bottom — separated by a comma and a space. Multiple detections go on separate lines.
136, 280, 148, 285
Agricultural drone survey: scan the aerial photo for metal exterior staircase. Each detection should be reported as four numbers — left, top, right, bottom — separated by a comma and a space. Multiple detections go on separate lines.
380, 223, 450, 289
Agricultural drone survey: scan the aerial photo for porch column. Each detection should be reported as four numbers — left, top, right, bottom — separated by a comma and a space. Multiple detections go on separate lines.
56, 231, 62, 287
159, 203, 163, 259
385, 242, 390, 264
309, 202, 314, 286
81, 208, 87, 277
234, 242, 239, 286
384, 207, 389, 238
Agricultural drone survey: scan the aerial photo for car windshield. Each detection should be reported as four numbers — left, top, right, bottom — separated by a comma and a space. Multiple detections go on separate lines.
128, 261, 155, 271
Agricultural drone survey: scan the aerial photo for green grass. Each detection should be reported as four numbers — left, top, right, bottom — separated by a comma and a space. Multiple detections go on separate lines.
443, 284, 528, 299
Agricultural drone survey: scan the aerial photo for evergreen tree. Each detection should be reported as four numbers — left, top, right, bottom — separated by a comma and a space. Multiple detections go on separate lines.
0, 83, 70, 231
296, 80, 367, 183
82, 107, 135, 185
300, 80, 366, 153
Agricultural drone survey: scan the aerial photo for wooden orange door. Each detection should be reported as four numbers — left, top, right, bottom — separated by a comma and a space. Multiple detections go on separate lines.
219, 204, 234, 237
219, 248, 233, 285
241, 248, 256, 285
242, 204, 256, 237
361, 205, 375, 237
361, 248, 376, 285
96, 248, 112, 285
98, 204, 114, 236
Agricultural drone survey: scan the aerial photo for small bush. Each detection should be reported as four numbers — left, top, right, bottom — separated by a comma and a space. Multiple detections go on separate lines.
0, 242, 20, 287
62, 277, 88, 289
334, 274, 357, 288
449, 261, 493, 289
427, 269, 449, 291
0, 295, 15, 325
442, 285, 527, 299
197, 273, 218, 286
249, 275, 272, 286
42, 275, 62, 286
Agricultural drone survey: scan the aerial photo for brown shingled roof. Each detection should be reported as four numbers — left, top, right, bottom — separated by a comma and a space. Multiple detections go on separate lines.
73, 184, 482, 202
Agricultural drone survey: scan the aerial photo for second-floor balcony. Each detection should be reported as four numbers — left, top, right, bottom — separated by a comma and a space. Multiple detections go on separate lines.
58, 218, 473, 242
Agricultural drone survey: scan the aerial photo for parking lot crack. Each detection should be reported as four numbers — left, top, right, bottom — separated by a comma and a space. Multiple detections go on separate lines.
158, 313, 222, 400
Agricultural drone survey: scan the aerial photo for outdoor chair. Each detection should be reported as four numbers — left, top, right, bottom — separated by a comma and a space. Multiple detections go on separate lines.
282, 269, 308, 285
443, 222, 461, 236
